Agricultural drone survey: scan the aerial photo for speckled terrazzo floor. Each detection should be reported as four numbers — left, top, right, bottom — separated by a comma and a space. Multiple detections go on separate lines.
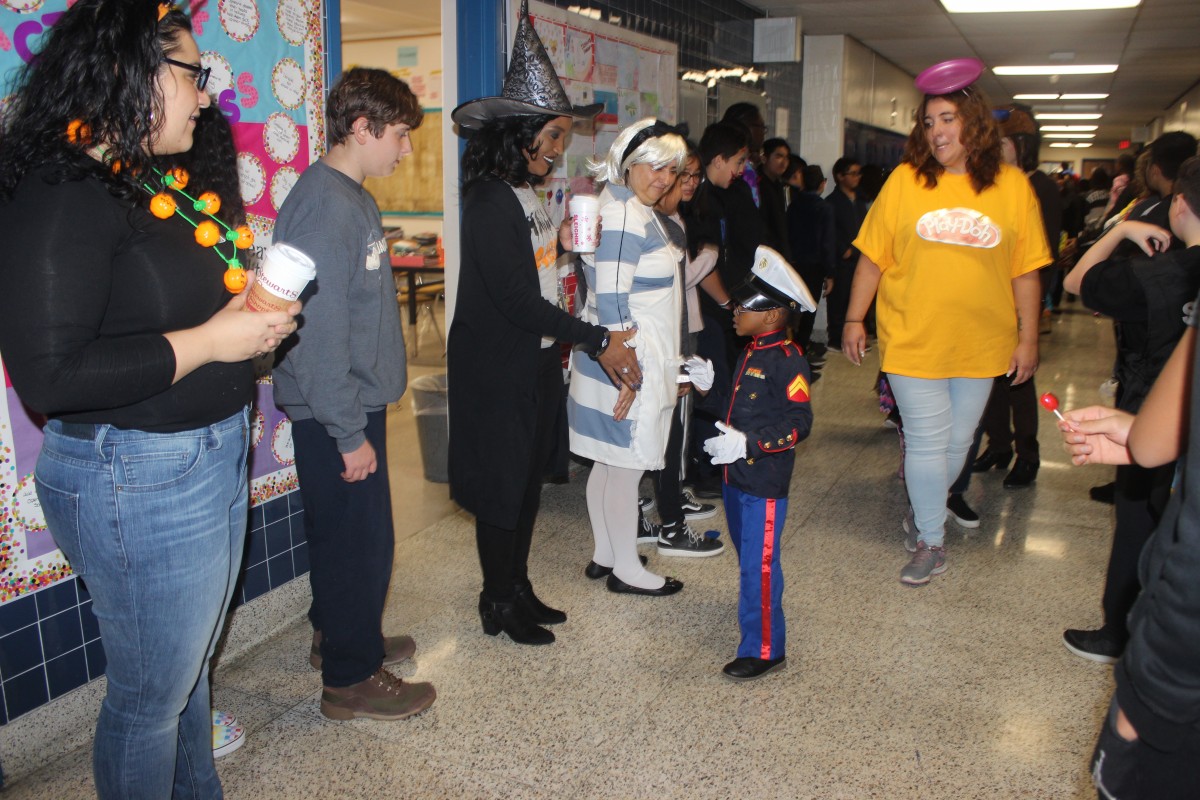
4, 303, 1123, 799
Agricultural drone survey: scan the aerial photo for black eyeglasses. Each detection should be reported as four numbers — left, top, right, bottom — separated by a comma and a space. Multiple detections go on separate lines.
163, 57, 211, 91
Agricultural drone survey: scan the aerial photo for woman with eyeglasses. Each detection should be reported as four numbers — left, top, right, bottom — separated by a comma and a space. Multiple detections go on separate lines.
841, 61, 1050, 587
568, 118, 690, 595
0, 2, 298, 796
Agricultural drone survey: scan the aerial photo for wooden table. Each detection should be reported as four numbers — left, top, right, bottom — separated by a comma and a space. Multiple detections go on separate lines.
391, 254, 445, 329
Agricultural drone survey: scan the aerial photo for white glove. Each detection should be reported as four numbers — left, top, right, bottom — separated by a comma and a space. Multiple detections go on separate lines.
703, 421, 748, 465
683, 356, 715, 391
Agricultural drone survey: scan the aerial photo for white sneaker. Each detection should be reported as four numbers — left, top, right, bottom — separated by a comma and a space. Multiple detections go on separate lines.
212, 710, 245, 758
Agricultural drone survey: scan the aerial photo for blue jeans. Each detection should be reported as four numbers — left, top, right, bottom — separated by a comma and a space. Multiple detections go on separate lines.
887, 375, 992, 547
35, 410, 250, 800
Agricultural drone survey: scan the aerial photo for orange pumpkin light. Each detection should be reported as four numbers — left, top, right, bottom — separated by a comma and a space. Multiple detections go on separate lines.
197, 191, 221, 215
149, 192, 176, 219
164, 167, 189, 190
195, 220, 221, 247
234, 225, 255, 249
66, 119, 91, 145
223, 268, 248, 293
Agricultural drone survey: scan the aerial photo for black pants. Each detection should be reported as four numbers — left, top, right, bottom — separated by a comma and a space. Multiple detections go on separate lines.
293, 410, 394, 688
791, 262, 825, 352
1092, 695, 1200, 799
652, 394, 689, 527
826, 257, 855, 345
692, 313, 732, 483
980, 376, 1040, 463
1100, 461, 1175, 642
475, 346, 561, 602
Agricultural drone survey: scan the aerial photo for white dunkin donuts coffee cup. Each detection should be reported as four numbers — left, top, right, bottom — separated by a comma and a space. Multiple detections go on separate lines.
246, 243, 316, 313
570, 194, 600, 253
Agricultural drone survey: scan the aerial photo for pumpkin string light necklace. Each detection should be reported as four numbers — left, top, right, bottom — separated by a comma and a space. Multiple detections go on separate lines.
143, 167, 255, 293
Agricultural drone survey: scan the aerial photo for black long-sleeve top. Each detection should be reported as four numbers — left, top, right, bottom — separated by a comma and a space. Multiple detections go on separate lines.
0, 166, 252, 430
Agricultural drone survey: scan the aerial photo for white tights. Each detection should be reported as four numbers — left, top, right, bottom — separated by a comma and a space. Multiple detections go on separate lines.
586, 462, 665, 590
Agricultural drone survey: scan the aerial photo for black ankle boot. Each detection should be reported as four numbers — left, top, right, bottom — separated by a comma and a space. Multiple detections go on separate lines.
972, 448, 1013, 472
513, 582, 567, 625
478, 594, 555, 645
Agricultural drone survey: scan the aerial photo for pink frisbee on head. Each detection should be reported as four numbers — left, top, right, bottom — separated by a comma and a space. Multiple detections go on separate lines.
915, 58, 984, 95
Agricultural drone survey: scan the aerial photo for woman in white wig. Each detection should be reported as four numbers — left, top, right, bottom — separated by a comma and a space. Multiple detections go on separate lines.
568, 118, 689, 596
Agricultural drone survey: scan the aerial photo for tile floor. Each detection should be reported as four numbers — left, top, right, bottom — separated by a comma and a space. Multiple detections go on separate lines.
4, 303, 1124, 799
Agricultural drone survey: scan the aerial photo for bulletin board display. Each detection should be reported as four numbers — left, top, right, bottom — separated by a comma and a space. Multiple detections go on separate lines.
0, 0, 327, 604
527, 0, 678, 227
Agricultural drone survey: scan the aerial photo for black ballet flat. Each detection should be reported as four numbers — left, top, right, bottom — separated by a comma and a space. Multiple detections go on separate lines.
722, 656, 786, 681
605, 574, 683, 596
584, 555, 647, 580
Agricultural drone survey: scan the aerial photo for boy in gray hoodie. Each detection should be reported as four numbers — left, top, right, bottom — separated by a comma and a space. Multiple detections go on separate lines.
273, 68, 434, 721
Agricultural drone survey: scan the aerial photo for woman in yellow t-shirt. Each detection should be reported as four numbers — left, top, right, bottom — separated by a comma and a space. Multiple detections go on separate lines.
842, 60, 1050, 587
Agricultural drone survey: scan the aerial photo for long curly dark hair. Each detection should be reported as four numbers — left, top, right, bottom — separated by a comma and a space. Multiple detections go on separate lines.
0, 0, 194, 202
460, 113, 558, 195
903, 88, 1002, 194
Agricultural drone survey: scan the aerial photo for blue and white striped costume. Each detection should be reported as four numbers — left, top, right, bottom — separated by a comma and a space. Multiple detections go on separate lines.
568, 183, 682, 470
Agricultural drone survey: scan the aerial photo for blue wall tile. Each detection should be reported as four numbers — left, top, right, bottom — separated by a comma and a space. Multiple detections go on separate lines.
250, 502, 266, 531
266, 552, 295, 589
0, 624, 43, 678
3, 667, 48, 720
39, 609, 83, 661
263, 494, 291, 525
264, 519, 291, 559
292, 541, 310, 578
0, 595, 36, 638
80, 601, 100, 643
45, 649, 88, 700
84, 640, 107, 682
34, 581, 77, 618
0, 680, 8, 726
243, 525, 268, 567
240, 562, 270, 604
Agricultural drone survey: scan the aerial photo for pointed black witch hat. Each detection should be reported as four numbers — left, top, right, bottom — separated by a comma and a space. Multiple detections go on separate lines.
451, 0, 602, 131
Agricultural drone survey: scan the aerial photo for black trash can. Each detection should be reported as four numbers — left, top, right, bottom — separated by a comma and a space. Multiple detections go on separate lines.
409, 373, 448, 483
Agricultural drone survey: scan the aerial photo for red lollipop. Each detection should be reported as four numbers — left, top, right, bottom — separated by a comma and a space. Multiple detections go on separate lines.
1040, 392, 1067, 423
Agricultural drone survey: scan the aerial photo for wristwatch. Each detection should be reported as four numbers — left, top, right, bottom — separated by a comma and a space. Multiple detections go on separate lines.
588, 328, 611, 360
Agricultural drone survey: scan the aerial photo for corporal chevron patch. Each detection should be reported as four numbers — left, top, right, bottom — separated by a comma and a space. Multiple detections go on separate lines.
787, 374, 810, 403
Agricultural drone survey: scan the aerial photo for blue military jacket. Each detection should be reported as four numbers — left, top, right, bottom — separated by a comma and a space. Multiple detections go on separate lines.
701, 328, 813, 498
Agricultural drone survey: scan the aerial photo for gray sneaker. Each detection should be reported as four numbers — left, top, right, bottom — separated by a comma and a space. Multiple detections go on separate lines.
636, 510, 662, 544
680, 489, 718, 521
658, 521, 724, 557
902, 508, 918, 553
899, 543, 947, 586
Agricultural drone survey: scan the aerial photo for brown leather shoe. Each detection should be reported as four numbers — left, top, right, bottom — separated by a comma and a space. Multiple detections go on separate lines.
320, 668, 436, 721
310, 630, 416, 671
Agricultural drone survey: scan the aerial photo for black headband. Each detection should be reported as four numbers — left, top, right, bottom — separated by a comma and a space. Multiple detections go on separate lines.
621, 120, 684, 168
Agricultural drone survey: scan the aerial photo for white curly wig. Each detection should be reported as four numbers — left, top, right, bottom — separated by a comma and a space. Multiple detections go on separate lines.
588, 117, 687, 186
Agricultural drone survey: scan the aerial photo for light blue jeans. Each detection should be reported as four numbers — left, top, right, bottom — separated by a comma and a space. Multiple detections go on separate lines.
36, 410, 249, 800
887, 375, 993, 548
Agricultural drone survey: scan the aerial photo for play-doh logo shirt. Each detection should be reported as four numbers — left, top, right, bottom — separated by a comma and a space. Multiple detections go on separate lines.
916, 208, 1000, 249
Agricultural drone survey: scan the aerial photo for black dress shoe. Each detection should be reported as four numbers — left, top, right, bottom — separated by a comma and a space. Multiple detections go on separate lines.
513, 582, 566, 625
972, 448, 1013, 472
1003, 459, 1038, 488
605, 574, 683, 596
584, 554, 648, 580
478, 594, 554, 645
1090, 481, 1116, 504
722, 656, 786, 681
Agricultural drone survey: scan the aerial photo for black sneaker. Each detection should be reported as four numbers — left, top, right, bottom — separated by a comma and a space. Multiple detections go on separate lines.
636, 510, 662, 544
638, 495, 655, 514
1062, 628, 1122, 665
946, 494, 980, 529
1089, 482, 1116, 504
686, 477, 722, 500
657, 521, 724, 557
680, 489, 718, 521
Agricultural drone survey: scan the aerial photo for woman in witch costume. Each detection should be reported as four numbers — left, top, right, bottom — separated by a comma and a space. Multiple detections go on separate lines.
449, 0, 641, 646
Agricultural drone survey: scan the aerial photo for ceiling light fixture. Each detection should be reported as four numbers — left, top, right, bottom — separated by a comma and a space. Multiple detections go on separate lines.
1049, 143, 1074, 148
995, 65, 1118, 75
942, 0, 1139, 11
1035, 113, 1103, 119
1043, 133, 1096, 139
1074, 143, 1093, 148
1013, 94, 1060, 100
1059, 93, 1109, 99
1040, 125, 1098, 131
